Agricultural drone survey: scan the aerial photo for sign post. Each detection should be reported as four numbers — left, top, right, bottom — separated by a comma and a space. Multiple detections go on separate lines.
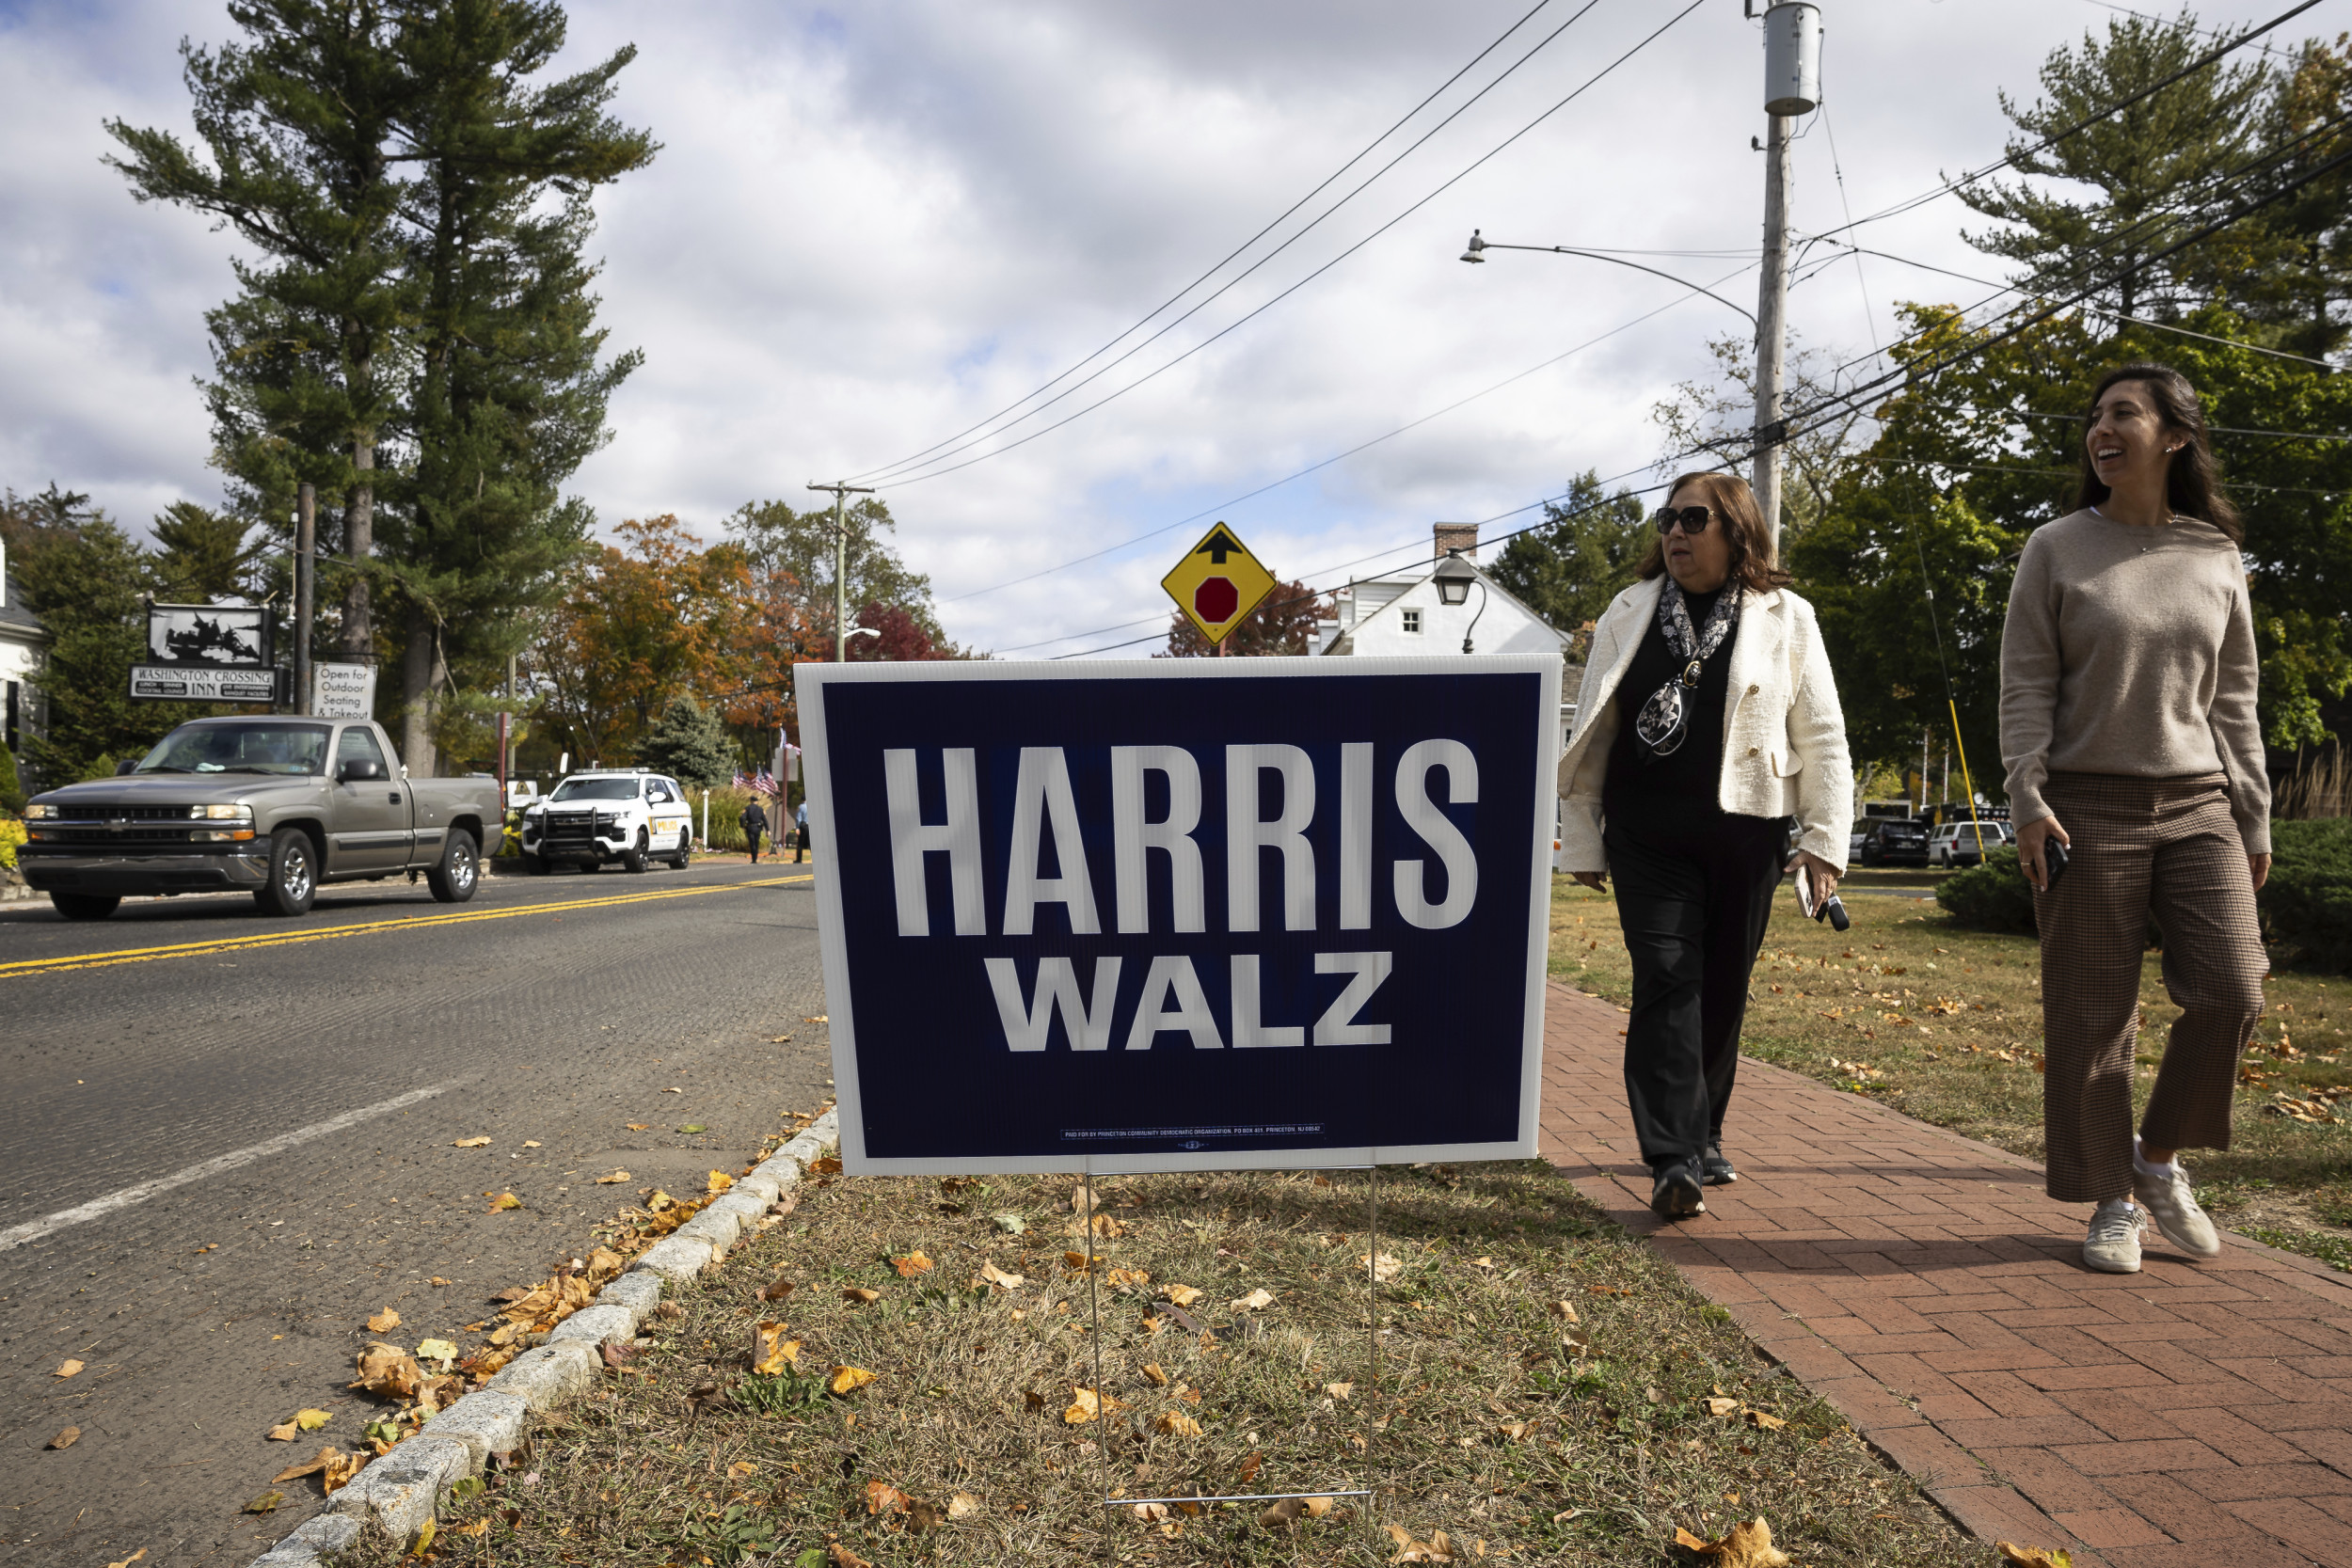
1161, 523, 1278, 652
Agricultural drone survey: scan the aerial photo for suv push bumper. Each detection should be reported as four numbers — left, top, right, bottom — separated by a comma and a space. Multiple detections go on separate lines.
16, 849, 271, 894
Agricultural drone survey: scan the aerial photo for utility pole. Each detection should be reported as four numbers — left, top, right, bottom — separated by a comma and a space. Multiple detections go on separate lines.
294, 483, 315, 716
1753, 3, 1820, 558
807, 482, 876, 662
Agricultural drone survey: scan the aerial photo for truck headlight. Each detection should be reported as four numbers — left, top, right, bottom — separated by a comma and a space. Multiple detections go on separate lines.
188, 804, 254, 821
24, 803, 56, 820
195, 829, 258, 842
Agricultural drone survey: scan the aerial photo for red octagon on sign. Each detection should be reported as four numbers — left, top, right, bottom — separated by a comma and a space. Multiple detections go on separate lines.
1194, 577, 1239, 625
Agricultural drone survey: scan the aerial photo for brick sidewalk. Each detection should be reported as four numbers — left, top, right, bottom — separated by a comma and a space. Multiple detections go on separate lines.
1535, 980, 2352, 1568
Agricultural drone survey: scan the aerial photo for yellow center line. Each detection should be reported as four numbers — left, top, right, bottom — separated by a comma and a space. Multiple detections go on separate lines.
0, 873, 816, 979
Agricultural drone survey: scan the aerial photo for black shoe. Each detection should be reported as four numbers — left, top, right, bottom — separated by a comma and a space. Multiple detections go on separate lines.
1700, 1142, 1739, 1185
1650, 1157, 1706, 1219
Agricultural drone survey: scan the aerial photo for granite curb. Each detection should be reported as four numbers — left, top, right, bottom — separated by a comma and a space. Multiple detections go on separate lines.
247, 1109, 839, 1566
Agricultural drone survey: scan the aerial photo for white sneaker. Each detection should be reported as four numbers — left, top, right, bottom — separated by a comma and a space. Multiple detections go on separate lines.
2083, 1197, 2143, 1274
2134, 1161, 2222, 1259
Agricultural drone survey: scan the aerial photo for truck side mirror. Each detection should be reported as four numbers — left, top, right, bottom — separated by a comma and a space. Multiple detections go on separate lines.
115, 758, 138, 775
338, 758, 385, 783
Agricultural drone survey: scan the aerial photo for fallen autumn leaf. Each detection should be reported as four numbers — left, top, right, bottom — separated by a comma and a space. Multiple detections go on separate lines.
830, 1365, 878, 1394
366, 1307, 400, 1334
55, 1359, 83, 1379
1675, 1517, 1792, 1567
453, 1136, 491, 1148
48, 1426, 78, 1449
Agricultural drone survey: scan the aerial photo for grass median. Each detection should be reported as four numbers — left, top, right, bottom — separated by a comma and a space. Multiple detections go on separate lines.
337, 1160, 1989, 1566
1549, 869, 2352, 1270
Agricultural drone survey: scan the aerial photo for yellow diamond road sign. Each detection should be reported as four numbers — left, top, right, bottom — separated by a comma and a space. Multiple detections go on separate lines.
1162, 523, 1277, 646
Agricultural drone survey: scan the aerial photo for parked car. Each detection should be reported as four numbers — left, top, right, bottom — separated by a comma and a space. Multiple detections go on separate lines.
1930, 819, 2010, 867
518, 769, 694, 874
1856, 817, 1931, 867
17, 717, 500, 919
1849, 830, 1868, 862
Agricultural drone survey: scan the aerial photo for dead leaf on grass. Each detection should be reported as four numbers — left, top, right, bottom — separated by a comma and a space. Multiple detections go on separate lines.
810, 1156, 842, 1175
842, 1287, 882, 1305
752, 1321, 802, 1376
1141, 1363, 1169, 1386
1260, 1497, 1306, 1528
1061, 1249, 1092, 1273
1674, 1518, 1792, 1567
1325, 1381, 1354, 1400
1382, 1523, 1455, 1561
453, 1136, 491, 1148
1162, 1284, 1203, 1307
1360, 1252, 1406, 1283
1744, 1409, 1787, 1432
829, 1365, 877, 1395
1105, 1266, 1151, 1291
48, 1426, 78, 1449
828, 1544, 872, 1568
1230, 1287, 1275, 1311
892, 1250, 934, 1277
864, 1480, 912, 1514
1704, 1396, 1741, 1418
366, 1307, 401, 1334
1154, 1412, 1204, 1436
1133, 1502, 1171, 1523
1063, 1386, 1124, 1424
976, 1261, 1024, 1291
758, 1275, 799, 1304
947, 1492, 981, 1519
1549, 1300, 1580, 1324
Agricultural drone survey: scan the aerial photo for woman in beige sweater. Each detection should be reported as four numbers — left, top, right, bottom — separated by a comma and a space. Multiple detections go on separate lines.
1999, 361, 2269, 1275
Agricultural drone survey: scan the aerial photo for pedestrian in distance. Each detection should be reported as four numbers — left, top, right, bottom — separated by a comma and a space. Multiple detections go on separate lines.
2000, 361, 2269, 1275
741, 796, 769, 864
1557, 472, 1854, 1220
794, 799, 810, 863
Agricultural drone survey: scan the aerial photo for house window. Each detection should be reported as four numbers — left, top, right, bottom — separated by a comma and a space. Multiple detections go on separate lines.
1401, 608, 1422, 634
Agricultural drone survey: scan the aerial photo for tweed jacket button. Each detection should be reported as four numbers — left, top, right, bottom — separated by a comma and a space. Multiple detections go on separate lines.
1746, 746, 1760, 756
1748, 684, 1759, 694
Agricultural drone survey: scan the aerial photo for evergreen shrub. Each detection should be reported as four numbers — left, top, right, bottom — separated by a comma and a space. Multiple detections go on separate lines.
2262, 819, 2352, 974
1934, 846, 2039, 934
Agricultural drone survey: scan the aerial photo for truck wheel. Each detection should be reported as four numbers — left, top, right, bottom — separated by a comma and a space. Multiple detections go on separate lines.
522, 852, 548, 876
427, 830, 480, 904
670, 826, 691, 870
623, 828, 649, 875
257, 827, 318, 916
51, 892, 120, 921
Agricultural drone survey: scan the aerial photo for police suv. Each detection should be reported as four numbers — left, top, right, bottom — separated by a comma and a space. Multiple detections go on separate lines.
519, 769, 694, 874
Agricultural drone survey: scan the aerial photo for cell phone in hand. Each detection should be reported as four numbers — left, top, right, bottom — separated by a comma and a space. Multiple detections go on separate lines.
1795, 864, 1851, 932
2043, 839, 2070, 889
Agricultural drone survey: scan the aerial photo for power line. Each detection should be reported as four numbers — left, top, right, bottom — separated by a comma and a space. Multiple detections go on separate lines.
943, 258, 1755, 608
845, 0, 1600, 487
2011, 408, 2352, 444
871, 0, 1711, 492
1802, 0, 2323, 246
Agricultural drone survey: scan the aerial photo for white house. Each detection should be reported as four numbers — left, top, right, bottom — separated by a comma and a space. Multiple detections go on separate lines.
1311, 524, 1581, 868
0, 536, 48, 771
1311, 523, 1575, 661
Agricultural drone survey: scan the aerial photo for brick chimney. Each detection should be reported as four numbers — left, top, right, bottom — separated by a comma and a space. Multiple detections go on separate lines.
1433, 522, 1479, 559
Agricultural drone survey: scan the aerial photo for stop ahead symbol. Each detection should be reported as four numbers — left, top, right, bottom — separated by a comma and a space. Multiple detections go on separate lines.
1194, 577, 1239, 625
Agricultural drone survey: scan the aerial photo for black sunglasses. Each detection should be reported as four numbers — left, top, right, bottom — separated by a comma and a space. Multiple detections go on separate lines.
1653, 505, 1717, 536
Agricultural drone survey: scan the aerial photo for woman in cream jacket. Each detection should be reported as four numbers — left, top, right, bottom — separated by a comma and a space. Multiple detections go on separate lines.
1557, 472, 1852, 1217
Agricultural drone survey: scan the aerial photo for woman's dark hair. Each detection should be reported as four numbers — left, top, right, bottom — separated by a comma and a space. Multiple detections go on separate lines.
2075, 361, 2242, 543
1636, 470, 1793, 594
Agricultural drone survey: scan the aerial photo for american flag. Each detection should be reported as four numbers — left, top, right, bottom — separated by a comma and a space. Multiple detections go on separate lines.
755, 769, 780, 797
731, 768, 752, 791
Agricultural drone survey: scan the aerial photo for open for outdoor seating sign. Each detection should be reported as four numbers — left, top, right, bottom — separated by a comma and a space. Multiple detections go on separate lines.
797, 657, 1559, 1174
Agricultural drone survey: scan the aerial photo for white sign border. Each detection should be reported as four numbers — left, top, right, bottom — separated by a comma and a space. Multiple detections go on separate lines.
796, 654, 1562, 1176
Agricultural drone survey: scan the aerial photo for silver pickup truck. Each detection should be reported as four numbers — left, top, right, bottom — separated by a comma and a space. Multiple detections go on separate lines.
17, 716, 501, 920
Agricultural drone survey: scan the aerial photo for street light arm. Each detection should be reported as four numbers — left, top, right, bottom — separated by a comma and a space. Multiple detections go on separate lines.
1470, 240, 1757, 326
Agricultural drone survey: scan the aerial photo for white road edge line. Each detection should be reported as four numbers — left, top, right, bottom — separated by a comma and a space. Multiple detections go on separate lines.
0, 1081, 465, 1252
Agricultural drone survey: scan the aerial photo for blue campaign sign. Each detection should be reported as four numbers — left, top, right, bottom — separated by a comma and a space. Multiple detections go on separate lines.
797, 656, 1561, 1174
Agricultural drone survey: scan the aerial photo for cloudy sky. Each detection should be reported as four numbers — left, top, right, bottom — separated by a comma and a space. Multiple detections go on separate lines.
0, 0, 2317, 656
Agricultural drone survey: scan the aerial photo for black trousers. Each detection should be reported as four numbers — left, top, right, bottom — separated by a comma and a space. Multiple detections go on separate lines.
1606, 814, 1787, 1167
744, 827, 764, 858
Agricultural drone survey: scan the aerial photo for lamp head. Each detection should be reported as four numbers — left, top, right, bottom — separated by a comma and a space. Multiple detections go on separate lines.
1432, 549, 1476, 606
1459, 229, 1486, 263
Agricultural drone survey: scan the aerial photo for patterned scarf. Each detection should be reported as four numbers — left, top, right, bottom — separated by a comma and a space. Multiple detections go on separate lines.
1632, 580, 1741, 759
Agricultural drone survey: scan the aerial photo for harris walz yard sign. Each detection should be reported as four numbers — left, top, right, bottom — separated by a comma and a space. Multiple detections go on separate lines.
797, 657, 1560, 1174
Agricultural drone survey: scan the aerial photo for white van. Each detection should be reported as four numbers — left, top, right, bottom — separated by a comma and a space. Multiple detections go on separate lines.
1929, 819, 2010, 867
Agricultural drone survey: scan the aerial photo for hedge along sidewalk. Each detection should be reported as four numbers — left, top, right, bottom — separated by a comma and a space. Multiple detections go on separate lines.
247, 1112, 843, 1568
1538, 979, 2352, 1567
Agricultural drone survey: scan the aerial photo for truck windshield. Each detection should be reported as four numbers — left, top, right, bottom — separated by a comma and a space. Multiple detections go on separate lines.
135, 724, 329, 776
550, 779, 640, 801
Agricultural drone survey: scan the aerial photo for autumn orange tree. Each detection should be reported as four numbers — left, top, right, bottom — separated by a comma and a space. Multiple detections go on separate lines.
534, 516, 756, 767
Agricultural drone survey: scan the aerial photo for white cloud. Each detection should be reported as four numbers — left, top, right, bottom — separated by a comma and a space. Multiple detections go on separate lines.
0, 0, 2307, 653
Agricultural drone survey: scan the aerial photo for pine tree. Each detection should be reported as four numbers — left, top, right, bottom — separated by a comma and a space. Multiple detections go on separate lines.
105, 0, 415, 663
1957, 11, 2274, 319
151, 501, 261, 602
383, 0, 656, 774
638, 695, 738, 790
1486, 472, 1653, 655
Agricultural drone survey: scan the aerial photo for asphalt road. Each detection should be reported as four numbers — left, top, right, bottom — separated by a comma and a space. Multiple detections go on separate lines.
0, 856, 833, 1567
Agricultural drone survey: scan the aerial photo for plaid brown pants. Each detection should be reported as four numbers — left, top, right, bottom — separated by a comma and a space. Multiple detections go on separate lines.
2035, 772, 2266, 1203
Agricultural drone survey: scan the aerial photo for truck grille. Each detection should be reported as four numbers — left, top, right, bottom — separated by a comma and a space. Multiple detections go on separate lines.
539, 814, 600, 848
40, 824, 199, 845
46, 803, 199, 821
